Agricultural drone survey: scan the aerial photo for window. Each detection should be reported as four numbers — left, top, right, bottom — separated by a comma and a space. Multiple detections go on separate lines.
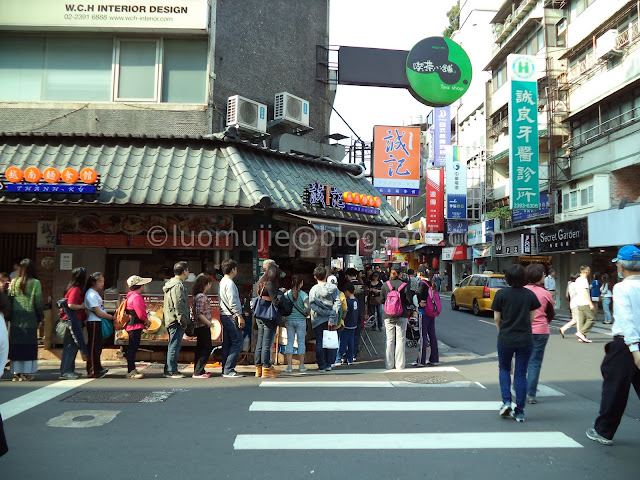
0, 34, 208, 104
489, 278, 508, 288
570, 191, 578, 208
580, 185, 594, 205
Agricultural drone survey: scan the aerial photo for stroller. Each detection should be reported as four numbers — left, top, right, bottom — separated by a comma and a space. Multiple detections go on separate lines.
406, 316, 420, 348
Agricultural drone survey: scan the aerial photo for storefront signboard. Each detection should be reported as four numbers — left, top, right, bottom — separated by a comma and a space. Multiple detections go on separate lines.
537, 218, 588, 253
467, 219, 499, 246
425, 168, 445, 232
447, 220, 468, 234
372, 126, 421, 196
512, 192, 550, 223
442, 246, 467, 261
423, 232, 444, 245
508, 54, 540, 211
0, 0, 209, 32
303, 182, 381, 215
588, 204, 640, 247
445, 145, 467, 219
433, 107, 451, 168
521, 233, 532, 254
37, 221, 57, 249
60, 253, 73, 271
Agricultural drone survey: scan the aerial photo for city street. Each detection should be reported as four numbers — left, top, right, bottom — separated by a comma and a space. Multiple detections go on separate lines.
1, 299, 638, 480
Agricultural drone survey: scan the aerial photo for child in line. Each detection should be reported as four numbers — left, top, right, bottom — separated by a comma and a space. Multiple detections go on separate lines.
336, 283, 357, 366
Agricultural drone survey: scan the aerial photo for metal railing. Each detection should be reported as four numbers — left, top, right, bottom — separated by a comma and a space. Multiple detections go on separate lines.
616, 21, 639, 49
568, 106, 640, 148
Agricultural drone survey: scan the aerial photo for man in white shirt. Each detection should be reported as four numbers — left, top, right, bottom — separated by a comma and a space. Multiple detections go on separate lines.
575, 265, 595, 342
544, 269, 557, 305
587, 245, 640, 446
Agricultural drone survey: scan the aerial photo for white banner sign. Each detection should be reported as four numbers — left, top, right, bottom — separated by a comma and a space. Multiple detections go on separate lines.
0, 0, 208, 31
423, 232, 444, 245
445, 145, 467, 219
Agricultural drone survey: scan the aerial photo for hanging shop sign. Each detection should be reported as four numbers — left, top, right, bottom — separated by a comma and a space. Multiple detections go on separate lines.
433, 107, 451, 168
303, 182, 381, 215
442, 246, 467, 261
494, 229, 534, 256
447, 220, 468, 235
537, 218, 588, 253
512, 192, 550, 222
372, 126, 421, 196
467, 219, 499, 246
405, 36, 472, 107
424, 232, 445, 245
425, 168, 445, 232
37, 221, 57, 249
0, 0, 209, 32
508, 54, 540, 211
2, 167, 98, 194
472, 246, 492, 259
445, 145, 467, 219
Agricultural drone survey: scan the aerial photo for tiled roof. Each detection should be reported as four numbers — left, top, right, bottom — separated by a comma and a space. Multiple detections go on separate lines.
0, 132, 404, 227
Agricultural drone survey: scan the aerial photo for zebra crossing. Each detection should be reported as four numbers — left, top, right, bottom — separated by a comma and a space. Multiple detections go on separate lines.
233, 367, 583, 451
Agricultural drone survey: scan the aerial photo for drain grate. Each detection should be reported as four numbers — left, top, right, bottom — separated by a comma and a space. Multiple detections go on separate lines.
402, 375, 451, 384
62, 390, 175, 403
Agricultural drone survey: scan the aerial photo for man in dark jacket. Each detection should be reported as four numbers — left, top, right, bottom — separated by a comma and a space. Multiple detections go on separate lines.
346, 268, 367, 360
381, 265, 414, 370
163, 261, 191, 378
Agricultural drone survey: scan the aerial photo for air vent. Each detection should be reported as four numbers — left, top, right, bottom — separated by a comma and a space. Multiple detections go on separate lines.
227, 95, 267, 134
274, 92, 310, 127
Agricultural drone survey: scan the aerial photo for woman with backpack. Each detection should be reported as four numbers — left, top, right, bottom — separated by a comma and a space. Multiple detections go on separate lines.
381, 266, 413, 370
413, 265, 440, 367
124, 275, 152, 379
59, 267, 89, 380
283, 274, 309, 373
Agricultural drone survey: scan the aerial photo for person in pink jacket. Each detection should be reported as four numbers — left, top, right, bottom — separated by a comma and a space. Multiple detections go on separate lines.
125, 275, 152, 379
524, 264, 555, 404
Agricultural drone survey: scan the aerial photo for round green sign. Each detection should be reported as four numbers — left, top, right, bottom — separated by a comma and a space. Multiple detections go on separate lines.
406, 37, 472, 107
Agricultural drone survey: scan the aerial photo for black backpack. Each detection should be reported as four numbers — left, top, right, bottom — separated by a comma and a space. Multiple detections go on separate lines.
276, 291, 294, 317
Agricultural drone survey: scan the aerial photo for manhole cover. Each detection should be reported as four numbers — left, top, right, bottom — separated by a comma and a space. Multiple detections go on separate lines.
402, 375, 451, 384
62, 390, 175, 403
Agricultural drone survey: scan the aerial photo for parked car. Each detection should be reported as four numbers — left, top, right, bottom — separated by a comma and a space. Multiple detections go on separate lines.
451, 273, 508, 316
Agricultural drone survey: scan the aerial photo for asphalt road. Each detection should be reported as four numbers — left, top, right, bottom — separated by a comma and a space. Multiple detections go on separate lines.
1, 299, 638, 480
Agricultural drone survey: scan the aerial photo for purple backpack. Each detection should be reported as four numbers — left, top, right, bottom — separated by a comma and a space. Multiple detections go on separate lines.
421, 280, 442, 317
384, 281, 406, 316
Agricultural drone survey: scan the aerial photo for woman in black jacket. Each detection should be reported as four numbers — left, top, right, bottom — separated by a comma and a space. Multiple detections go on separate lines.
254, 263, 281, 378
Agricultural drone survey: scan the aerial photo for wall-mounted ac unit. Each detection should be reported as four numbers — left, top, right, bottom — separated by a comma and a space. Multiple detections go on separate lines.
596, 30, 622, 61
227, 95, 267, 134
274, 92, 310, 127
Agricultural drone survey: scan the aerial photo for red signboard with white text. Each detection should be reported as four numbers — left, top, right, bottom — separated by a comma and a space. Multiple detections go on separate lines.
426, 169, 444, 232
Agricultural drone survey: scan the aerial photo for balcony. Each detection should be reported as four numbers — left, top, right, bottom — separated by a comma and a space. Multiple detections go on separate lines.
494, 0, 539, 45
567, 106, 640, 149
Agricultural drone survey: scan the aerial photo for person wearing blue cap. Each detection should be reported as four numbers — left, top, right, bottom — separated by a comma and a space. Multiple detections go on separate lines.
586, 245, 640, 446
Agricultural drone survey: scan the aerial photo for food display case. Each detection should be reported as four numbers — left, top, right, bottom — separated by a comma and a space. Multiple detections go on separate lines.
114, 294, 223, 346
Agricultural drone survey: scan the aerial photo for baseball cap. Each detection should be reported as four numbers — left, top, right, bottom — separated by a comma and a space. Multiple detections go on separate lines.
127, 275, 152, 287
327, 275, 338, 285
612, 245, 640, 262
417, 265, 429, 275
261, 259, 279, 271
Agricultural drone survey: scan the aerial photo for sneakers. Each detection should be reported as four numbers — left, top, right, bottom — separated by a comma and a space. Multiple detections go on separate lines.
411, 362, 426, 367
299, 365, 308, 372
192, 372, 211, 379
325, 366, 332, 371
90, 369, 109, 379
317, 368, 326, 373
164, 372, 184, 379
223, 371, 244, 378
126, 369, 144, 379
511, 412, 525, 423
427, 361, 439, 366
499, 403, 512, 417
255, 366, 263, 377
586, 428, 613, 446
284, 365, 293, 374
527, 395, 537, 405
59, 372, 80, 380
260, 367, 278, 378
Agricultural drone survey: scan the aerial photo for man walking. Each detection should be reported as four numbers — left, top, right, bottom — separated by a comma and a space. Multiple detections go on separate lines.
309, 266, 341, 372
163, 261, 191, 378
587, 245, 640, 446
219, 259, 245, 378
575, 265, 596, 342
544, 268, 557, 305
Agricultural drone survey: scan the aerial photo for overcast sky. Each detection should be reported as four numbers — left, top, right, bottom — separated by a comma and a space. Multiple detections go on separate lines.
329, 0, 457, 144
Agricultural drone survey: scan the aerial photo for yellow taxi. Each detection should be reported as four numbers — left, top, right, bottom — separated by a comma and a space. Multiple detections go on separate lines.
451, 272, 508, 316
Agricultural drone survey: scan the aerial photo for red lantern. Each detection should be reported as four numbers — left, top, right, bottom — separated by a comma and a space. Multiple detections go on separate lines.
352, 193, 361, 205
343, 191, 353, 203
367, 196, 375, 207
432, 257, 439, 270
374, 197, 382, 208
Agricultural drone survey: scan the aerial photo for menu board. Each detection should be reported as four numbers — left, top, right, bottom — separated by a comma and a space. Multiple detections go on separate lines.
114, 294, 223, 346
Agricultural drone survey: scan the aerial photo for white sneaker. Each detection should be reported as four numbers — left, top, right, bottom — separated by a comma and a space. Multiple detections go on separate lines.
284, 365, 293, 373
299, 365, 308, 372
499, 403, 512, 417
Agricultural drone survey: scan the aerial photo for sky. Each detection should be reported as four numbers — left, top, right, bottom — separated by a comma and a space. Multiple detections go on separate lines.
329, 0, 457, 144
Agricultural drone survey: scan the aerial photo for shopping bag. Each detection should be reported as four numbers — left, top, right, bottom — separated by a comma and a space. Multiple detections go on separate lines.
322, 329, 339, 349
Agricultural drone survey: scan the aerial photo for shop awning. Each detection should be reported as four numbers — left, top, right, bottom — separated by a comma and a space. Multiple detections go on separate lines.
0, 132, 404, 227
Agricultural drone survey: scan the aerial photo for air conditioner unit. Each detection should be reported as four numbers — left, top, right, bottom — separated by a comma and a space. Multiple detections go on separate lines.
227, 95, 267, 134
596, 30, 622, 61
274, 92, 310, 127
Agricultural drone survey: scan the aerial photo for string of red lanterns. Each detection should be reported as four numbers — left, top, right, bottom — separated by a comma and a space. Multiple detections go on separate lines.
342, 191, 382, 208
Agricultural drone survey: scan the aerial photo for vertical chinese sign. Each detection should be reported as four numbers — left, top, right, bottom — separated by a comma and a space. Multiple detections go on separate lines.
445, 145, 466, 219
508, 54, 540, 210
433, 106, 450, 167
426, 169, 444, 232
373, 126, 421, 196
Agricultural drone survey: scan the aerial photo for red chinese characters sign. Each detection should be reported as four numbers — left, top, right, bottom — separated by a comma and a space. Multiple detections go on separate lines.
373, 126, 421, 196
425, 168, 444, 232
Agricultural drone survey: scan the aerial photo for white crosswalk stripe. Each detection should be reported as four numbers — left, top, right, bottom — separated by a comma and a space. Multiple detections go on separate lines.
259, 380, 479, 388
250, 401, 501, 411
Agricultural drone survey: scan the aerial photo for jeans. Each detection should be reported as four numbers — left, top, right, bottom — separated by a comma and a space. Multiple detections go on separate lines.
497, 343, 533, 415
384, 317, 407, 370
254, 318, 276, 368
285, 319, 306, 355
165, 324, 184, 374
417, 310, 438, 365
193, 325, 213, 375
336, 328, 355, 364
313, 321, 337, 371
602, 297, 613, 323
127, 328, 142, 373
86, 321, 103, 377
371, 304, 384, 329
60, 303, 88, 374
527, 334, 549, 398
221, 315, 243, 374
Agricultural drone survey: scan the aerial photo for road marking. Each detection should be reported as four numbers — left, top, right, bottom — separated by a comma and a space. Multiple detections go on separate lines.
474, 382, 487, 389
313, 366, 459, 374
390, 381, 477, 388
234, 432, 582, 450
250, 401, 501, 412
46, 410, 120, 428
534, 384, 566, 397
1, 378, 93, 420
260, 380, 478, 388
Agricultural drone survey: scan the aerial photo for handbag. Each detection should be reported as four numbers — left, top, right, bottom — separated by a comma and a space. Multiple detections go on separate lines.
101, 318, 114, 338
55, 319, 68, 338
322, 328, 339, 349
253, 286, 284, 326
